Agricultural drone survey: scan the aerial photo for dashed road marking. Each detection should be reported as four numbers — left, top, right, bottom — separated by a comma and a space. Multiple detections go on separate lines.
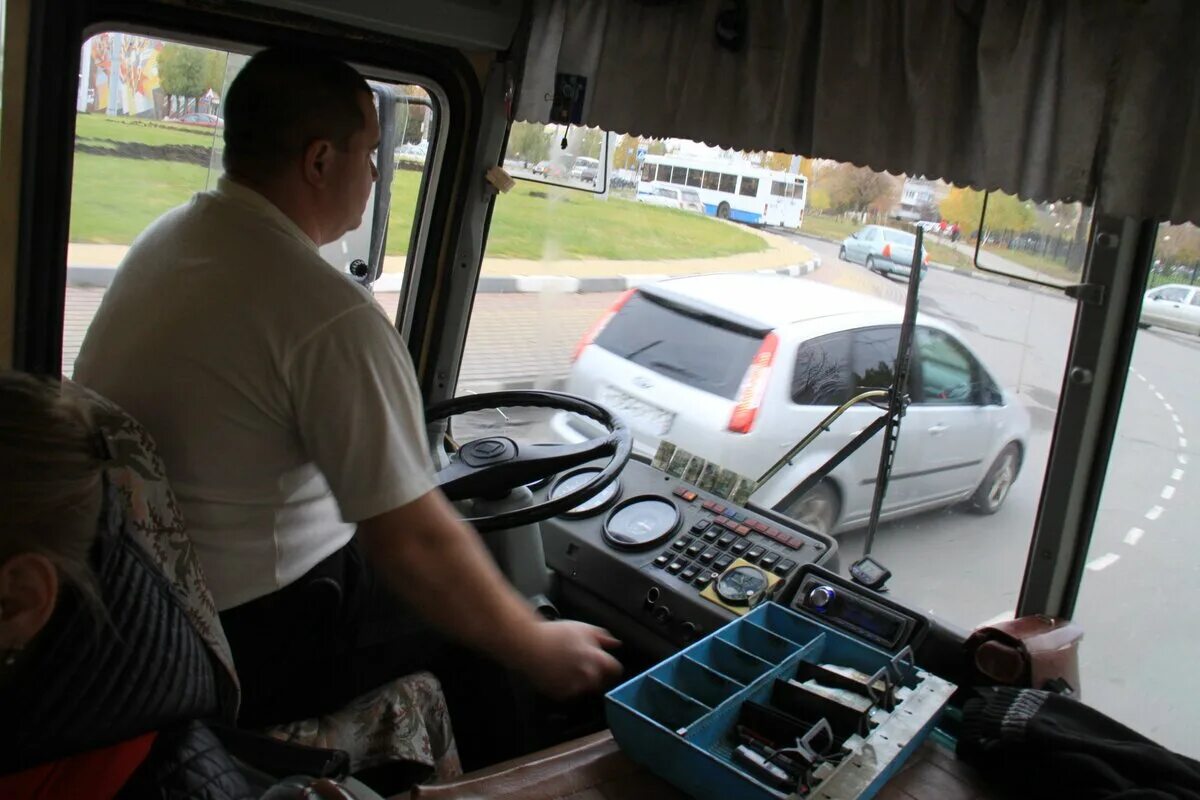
1124, 527, 1145, 546
1176, 424, 1185, 434
1172, 414, 1181, 424
1172, 468, 1184, 481
1181, 437, 1189, 449
1165, 403, 1174, 411
1180, 454, 1190, 465
1146, 505, 1164, 520
1087, 553, 1121, 571
1162, 485, 1176, 500
1137, 373, 1147, 382
1156, 391, 1165, 401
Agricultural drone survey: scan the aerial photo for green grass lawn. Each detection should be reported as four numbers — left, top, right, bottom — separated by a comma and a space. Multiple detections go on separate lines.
69, 153, 213, 244
801, 214, 969, 267
71, 148, 769, 262
979, 244, 1082, 283
75, 113, 220, 148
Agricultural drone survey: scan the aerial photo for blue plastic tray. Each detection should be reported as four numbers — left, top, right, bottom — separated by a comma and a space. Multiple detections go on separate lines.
606, 602, 955, 800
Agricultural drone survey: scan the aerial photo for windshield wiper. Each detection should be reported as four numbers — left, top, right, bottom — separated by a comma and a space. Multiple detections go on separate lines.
620, 339, 664, 360
649, 360, 706, 382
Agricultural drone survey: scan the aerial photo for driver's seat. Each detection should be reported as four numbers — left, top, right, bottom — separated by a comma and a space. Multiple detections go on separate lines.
76, 382, 462, 788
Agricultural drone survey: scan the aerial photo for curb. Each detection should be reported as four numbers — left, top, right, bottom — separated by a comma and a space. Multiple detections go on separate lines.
67, 257, 822, 294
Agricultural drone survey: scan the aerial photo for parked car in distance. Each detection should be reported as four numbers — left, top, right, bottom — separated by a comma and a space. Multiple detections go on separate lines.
168, 112, 224, 128
570, 157, 601, 184
914, 220, 940, 233
840, 225, 930, 279
1140, 283, 1200, 334
553, 274, 1028, 536
637, 186, 704, 213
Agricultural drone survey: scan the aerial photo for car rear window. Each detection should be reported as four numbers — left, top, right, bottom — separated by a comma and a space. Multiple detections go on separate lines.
594, 292, 765, 400
882, 229, 917, 247
792, 327, 899, 404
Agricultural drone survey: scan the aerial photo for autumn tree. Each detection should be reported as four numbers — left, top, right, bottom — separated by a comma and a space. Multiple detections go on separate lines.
158, 44, 225, 116
506, 120, 551, 163
825, 164, 900, 216
939, 188, 1033, 236
762, 151, 792, 171
612, 136, 640, 170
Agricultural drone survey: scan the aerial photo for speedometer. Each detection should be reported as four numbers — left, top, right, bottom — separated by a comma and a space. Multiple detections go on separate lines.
603, 497, 680, 550
549, 468, 621, 517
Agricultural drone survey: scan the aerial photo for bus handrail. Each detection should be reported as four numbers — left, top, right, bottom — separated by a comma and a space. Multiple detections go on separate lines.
756, 389, 890, 486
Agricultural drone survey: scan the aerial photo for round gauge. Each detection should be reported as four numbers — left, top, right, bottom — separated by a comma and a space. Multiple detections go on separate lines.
549, 468, 621, 517
715, 565, 770, 607
603, 497, 681, 550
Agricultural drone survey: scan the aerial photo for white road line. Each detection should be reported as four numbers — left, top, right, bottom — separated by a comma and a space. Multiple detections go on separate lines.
1177, 424, 1186, 434
1172, 468, 1185, 481
1173, 414, 1181, 424
1181, 437, 1189, 449
1146, 505, 1164, 520
1162, 485, 1176, 500
978, 611, 1015, 628
1137, 373, 1146, 382
1165, 403, 1174, 411
1124, 527, 1145, 546
1156, 391, 1165, 401
1180, 454, 1190, 465
1086, 553, 1121, 571
1149, 384, 1157, 391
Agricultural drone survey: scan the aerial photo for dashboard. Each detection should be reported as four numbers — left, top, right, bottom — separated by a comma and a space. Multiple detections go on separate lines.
533, 458, 838, 649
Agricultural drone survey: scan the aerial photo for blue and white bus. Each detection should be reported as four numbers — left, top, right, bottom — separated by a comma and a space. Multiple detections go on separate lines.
637, 155, 808, 228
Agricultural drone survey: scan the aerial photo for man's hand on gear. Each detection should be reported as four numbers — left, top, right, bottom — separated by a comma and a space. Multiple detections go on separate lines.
513, 620, 622, 699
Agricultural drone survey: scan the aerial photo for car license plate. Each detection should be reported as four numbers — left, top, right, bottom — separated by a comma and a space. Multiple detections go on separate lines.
600, 387, 675, 436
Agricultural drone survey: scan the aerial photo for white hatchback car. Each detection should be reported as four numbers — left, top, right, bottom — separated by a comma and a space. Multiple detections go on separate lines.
637, 186, 705, 213
551, 274, 1030, 535
1140, 283, 1200, 334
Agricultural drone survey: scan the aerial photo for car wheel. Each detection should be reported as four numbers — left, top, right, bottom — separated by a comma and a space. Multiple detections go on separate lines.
865, 256, 876, 272
783, 481, 840, 536
717, 202, 731, 220
969, 443, 1021, 515
838, 246, 848, 262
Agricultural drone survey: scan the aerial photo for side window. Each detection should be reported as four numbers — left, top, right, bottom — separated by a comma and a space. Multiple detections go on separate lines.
1155, 287, 1188, 302
1191, 292, 1200, 307
641, 162, 655, 181
850, 326, 899, 391
771, 180, 787, 197
792, 332, 853, 405
686, 168, 703, 188
670, 166, 687, 185
916, 328, 977, 404
865, 228, 881, 242
702, 171, 719, 191
719, 173, 737, 193
739, 176, 759, 197
63, 32, 439, 376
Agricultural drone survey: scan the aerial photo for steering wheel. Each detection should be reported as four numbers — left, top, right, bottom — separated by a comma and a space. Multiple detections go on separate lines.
425, 390, 633, 532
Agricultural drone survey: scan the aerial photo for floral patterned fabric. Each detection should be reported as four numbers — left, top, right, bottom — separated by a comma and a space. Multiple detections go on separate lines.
72, 383, 461, 779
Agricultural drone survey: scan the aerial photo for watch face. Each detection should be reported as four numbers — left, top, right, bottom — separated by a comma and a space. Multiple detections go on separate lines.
715, 565, 769, 606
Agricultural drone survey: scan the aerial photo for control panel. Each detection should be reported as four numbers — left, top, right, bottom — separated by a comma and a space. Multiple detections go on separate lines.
537, 459, 835, 648
788, 565, 928, 653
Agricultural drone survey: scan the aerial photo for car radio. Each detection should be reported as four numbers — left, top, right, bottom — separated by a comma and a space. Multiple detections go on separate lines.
789, 565, 928, 653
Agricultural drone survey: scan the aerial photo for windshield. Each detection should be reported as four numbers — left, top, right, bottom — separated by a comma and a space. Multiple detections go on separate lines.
882, 229, 917, 247
593, 292, 765, 399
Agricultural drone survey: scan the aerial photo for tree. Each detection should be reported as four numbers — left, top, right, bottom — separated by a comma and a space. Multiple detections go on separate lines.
808, 186, 832, 213
938, 188, 984, 231
570, 127, 605, 160
763, 151, 792, 171
508, 121, 552, 164
158, 44, 225, 115
940, 188, 1033, 236
612, 136, 640, 170
825, 164, 900, 216
646, 139, 667, 156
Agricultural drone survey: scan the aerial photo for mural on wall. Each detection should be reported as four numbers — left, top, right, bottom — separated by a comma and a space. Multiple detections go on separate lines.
81, 33, 163, 117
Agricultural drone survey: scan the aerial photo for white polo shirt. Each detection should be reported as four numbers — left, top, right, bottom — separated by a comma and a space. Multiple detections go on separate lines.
76, 177, 435, 610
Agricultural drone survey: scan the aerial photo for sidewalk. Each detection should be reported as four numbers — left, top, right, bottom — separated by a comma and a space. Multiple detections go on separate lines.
65, 224, 821, 293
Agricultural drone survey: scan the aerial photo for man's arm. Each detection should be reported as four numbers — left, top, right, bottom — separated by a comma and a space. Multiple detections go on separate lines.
357, 489, 622, 699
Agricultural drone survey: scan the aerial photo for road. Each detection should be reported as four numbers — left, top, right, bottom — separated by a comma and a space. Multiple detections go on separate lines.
60, 236, 1197, 754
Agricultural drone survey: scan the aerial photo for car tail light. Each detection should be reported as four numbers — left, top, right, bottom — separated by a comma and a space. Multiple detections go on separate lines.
882, 243, 892, 259
924, 252, 930, 266
573, 289, 634, 362
728, 332, 779, 434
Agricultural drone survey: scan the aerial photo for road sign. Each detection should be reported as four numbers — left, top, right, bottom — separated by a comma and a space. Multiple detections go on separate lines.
636, 146, 647, 164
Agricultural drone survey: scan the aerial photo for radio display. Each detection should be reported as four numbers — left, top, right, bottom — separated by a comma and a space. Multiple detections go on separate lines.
839, 600, 904, 642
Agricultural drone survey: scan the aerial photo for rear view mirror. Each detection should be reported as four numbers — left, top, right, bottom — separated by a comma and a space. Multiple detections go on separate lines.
504, 122, 611, 194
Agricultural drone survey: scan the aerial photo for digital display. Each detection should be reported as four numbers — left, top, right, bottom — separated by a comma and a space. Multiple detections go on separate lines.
840, 600, 904, 642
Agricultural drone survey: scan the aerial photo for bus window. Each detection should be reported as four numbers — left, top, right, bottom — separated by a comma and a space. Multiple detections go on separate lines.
685, 168, 703, 188
718, 173, 737, 194
1075, 221, 1200, 755
62, 31, 438, 376
771, 180, 789, 197
738, 176, 759, 197
641, 162, 655, 182
701, 171, 719, 191
670, 166, 687, 186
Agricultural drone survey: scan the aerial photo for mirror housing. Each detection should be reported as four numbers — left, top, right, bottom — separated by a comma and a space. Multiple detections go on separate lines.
506, 123, 612, 194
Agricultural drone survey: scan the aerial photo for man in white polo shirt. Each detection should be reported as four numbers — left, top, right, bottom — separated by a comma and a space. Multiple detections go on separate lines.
75, 48, 620, 745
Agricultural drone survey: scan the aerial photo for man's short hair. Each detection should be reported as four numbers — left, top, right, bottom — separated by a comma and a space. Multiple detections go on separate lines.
223, 48, 371, 179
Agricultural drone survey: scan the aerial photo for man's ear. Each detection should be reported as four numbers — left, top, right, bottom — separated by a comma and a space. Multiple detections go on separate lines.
302, 139, 336, 187
0, 553, 60, 651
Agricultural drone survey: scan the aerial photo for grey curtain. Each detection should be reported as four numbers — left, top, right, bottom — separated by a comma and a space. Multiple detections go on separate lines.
517, 0, 1200, 225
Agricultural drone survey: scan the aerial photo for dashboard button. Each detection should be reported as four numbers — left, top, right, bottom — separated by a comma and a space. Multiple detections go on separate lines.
730, 540, 750, 556
807, 585, 837, 610
671, 537, 692, 551
717, 532, 736, 548
681, 566, 700, 581
702, 529, 720, 542
773, 558, 797, 576
685, 542, 704, 557
667, 559, 689, 574
745, 546, 765, 562
713, 554, 734, 571
653, 554, 670, 568
714, 515, 729, 526
694, 571, 716, 589
759, 552, 780, 569
691, 519, 712, 534
735, 524, 751, 536
698, 548, 719, 563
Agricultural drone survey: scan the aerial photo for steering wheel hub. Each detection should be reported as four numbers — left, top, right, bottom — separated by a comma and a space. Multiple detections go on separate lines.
459, 437, 518, 466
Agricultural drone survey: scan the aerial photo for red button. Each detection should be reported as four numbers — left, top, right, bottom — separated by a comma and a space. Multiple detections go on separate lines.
735, 524, 751, 536
764, 528, 783, 542
702, 500, 718, 511
682, 490, 698, 502
752, 521, 769, 533
715, 516, 729, 526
